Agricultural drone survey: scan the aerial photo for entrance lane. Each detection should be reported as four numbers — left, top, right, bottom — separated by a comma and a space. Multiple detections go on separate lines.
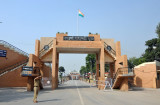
1, 80, 160, 105
74, 80, 85, 105
74, 80, 113, 105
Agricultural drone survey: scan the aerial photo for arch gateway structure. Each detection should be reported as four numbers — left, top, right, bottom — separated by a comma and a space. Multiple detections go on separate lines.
26, 33, 134, 91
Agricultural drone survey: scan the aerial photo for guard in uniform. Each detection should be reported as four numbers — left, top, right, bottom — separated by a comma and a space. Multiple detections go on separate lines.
33, 75, 42, 103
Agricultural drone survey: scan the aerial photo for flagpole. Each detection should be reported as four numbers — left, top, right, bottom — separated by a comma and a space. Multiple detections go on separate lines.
77, 9, 79, 36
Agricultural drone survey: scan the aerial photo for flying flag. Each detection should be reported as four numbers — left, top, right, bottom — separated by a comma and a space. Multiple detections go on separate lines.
78, 10, 84, 17
77, 9, 84, 36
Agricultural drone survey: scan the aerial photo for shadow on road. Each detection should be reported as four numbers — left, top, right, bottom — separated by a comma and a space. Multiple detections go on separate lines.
57, 85, 91, 90
0, 87, 33, 102
129, 87, 145, 91
0, 87, 53, 102
38, 99, 61, 103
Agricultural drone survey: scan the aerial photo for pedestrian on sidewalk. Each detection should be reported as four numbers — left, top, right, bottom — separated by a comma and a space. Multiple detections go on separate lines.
33, 75, 42, 103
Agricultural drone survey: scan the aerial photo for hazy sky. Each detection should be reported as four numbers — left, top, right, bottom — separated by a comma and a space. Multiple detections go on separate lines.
0, 0, 160, 74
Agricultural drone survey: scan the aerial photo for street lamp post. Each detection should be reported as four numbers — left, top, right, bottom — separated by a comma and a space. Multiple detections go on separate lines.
153, 46, 156, 49
153, 45, 158, 61
153, 45, 159, 88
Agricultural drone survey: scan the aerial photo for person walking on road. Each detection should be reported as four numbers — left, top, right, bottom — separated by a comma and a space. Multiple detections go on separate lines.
33, 75, 42, 103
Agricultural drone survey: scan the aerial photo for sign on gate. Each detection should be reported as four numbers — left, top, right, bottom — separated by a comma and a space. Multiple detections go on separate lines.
63, 36, 94, 41
21, 66, 33, 76
0, 50, 7, 57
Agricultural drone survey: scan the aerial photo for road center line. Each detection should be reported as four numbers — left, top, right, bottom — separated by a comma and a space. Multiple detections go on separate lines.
74, 80, 85, 105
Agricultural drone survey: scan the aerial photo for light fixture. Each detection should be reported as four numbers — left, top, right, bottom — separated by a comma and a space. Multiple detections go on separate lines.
44, 45, 49, 51
107, 45, 112, 51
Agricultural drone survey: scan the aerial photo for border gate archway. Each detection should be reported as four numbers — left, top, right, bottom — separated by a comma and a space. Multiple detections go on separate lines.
27, 33, 133, 91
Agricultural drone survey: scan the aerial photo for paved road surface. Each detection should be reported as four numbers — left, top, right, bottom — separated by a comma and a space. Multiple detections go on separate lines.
0, 80, 160, 105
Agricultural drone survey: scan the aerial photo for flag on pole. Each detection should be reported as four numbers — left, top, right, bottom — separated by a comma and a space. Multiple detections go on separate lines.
78, 10, 84, 17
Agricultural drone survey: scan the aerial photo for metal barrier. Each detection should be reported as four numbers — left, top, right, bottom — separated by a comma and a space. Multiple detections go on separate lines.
90, 79, 113, 91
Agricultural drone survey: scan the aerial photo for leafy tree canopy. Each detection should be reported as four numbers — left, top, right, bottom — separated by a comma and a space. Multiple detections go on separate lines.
80, 66, 87, 75
79, 54, 96, 75
86, 54, 96, 73
156, 23, 160, 38
59, 66, 65, 73
128, 22, 160, 67
142, 23, 160, 62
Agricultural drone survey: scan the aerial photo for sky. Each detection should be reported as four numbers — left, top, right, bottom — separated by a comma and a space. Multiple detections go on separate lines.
0, 0, 160, 74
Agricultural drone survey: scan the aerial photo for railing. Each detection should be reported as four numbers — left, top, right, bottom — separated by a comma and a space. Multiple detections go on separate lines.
117, 67, 129, 75
0, 59, 28, 76
112, 67, 131, 84
0, 40, 29, 57
39, 40, 53, 58
104, 42, 116, 57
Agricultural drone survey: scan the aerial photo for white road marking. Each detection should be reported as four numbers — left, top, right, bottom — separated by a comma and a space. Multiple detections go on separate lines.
74, 80, 85, 105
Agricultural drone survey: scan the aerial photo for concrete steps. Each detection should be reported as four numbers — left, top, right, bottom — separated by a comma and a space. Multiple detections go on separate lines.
0, 59, 28, 77
112, 76, 123, 89
0, 40, 29, 77
0, 61, 28, 77
112, 68, 134, 89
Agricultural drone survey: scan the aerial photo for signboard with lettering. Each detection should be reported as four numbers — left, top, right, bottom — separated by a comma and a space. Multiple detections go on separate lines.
63, 36, 94, 41
21, 66, 33, 76
0, 50, 7, 57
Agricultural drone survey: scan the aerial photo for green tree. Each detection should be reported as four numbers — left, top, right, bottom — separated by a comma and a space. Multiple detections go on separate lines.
128, 57, 138, 68
59, 66, 65, 83
80, 66, 87, 75
131, 22, 160, 65
86, 54, 96, 74
128, 57, 146, 68
105, 64, 109, 72
156, 23, 160, 38
142, 38, 157, 62
142, 23, 160, 62
59, 66, 65, 73
138, 57, 146, 64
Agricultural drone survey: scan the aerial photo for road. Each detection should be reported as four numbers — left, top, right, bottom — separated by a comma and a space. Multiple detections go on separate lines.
0, 80, 160, 105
